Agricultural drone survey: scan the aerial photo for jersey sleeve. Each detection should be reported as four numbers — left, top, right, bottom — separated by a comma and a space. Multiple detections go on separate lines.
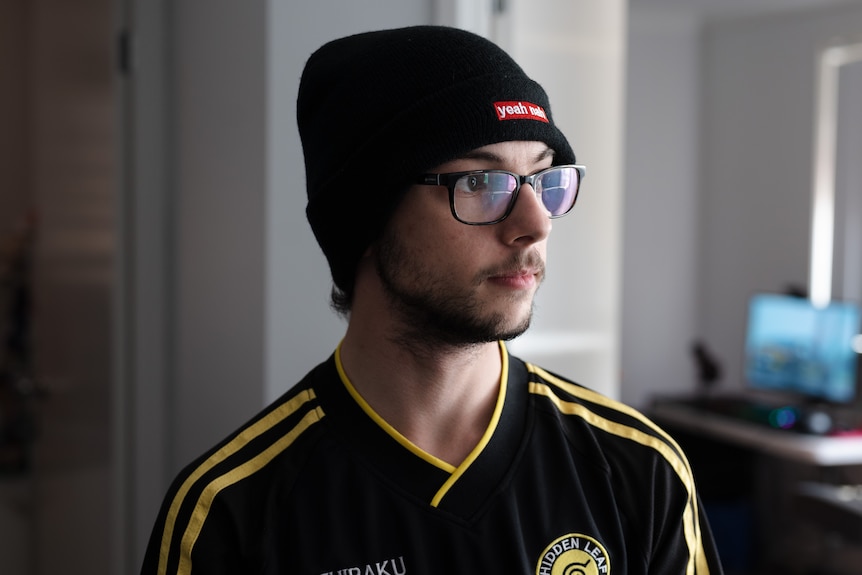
643, 457, 725, 574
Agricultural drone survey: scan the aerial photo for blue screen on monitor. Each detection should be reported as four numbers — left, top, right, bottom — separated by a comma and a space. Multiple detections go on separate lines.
744, 293, 861, 404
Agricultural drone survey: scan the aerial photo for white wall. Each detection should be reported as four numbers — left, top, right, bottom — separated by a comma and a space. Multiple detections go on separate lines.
833, 60, 862, 303
171, 0, 268, 470
698, 4, 862, 394
621, 7, 702, 408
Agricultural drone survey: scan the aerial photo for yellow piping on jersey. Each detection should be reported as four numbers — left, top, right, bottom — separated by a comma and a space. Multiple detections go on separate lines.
335, 345, 456, 473
527, 364, 710, 575
157, 390, 323, 575
431, 342, 509, 507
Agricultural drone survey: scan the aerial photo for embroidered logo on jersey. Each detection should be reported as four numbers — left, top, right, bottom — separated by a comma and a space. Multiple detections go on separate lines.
536, 533, 610, 575
494, 101, 550, 123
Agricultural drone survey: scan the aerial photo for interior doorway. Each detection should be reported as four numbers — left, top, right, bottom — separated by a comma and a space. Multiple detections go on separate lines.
0, 0, 115, 573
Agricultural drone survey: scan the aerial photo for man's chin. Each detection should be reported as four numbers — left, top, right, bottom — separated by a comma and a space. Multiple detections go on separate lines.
494, 309, 533, 342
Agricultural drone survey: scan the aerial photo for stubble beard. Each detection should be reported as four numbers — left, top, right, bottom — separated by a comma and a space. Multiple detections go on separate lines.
374, 231, 543, 352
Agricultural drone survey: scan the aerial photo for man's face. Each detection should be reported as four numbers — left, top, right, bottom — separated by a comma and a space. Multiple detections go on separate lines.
372, 140, 554, 347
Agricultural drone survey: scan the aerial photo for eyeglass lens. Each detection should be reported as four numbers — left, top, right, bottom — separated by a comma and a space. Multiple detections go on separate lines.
452, 166, 580, 224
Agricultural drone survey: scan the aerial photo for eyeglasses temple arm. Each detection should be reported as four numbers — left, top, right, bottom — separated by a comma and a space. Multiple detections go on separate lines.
418, 174, 443, 186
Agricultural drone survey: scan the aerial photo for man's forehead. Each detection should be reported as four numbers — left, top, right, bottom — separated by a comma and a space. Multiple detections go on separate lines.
457, 142, 555, 163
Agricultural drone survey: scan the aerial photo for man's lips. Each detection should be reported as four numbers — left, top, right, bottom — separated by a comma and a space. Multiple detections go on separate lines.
490, 268, 541, 279
481, 251, 546, 288
487, 268, 542, 288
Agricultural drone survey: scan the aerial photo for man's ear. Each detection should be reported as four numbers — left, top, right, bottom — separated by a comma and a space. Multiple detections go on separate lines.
361, 241, 377, 259
354, 243, 377, 278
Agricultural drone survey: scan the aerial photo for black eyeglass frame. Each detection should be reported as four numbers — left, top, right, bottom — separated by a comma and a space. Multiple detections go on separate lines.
417, 164, 586, 225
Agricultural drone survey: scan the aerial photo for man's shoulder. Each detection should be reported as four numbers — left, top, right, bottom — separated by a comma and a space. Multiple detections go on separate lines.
518, 359, 639, 423
167, 356, 336, 494
141, 357, 340, 574
518, 359, 686, 463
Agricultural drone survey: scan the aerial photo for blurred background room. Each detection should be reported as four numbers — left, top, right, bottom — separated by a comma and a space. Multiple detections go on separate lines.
1, 0, 861, 574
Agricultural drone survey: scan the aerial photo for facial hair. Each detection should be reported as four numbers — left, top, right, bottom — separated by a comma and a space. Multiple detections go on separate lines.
373, 227, 544, 349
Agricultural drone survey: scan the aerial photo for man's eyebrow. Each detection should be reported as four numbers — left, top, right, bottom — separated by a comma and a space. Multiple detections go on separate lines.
533, 147, 556, 163
459, 146, 555, 164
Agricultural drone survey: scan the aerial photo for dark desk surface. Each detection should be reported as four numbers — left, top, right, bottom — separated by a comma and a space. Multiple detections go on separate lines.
651, 400, 862, 467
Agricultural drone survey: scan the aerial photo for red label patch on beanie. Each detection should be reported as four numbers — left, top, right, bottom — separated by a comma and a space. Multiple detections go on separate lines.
493, 101, 549, 123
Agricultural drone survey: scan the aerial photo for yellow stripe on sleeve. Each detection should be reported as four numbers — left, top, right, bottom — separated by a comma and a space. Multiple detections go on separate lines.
157, 389, 321, 575
177, 406, 324, 575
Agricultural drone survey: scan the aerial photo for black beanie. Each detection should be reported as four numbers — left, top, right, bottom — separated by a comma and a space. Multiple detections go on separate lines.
297, 25, 576, 294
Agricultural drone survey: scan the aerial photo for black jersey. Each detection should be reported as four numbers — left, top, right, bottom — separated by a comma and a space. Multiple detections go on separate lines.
142, 343, 723, 575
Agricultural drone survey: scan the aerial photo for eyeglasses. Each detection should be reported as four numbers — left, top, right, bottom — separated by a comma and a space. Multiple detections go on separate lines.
417, 164, 585, 225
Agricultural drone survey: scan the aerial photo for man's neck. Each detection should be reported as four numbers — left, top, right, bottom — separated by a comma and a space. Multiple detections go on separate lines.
338, 323, 504, 467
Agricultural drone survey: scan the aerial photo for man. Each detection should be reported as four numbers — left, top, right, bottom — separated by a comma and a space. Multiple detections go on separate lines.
142, 25, 723, 574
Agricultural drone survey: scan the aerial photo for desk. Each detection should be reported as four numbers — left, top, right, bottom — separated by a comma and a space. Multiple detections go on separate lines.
651, 399, 862, 574
651, 402, 862, 467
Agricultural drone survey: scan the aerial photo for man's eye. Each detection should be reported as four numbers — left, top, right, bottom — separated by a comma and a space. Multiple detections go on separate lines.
466, 175, 487, 191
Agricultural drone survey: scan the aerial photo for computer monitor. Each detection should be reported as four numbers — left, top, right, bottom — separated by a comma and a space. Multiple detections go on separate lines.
744, 293, 861, 405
